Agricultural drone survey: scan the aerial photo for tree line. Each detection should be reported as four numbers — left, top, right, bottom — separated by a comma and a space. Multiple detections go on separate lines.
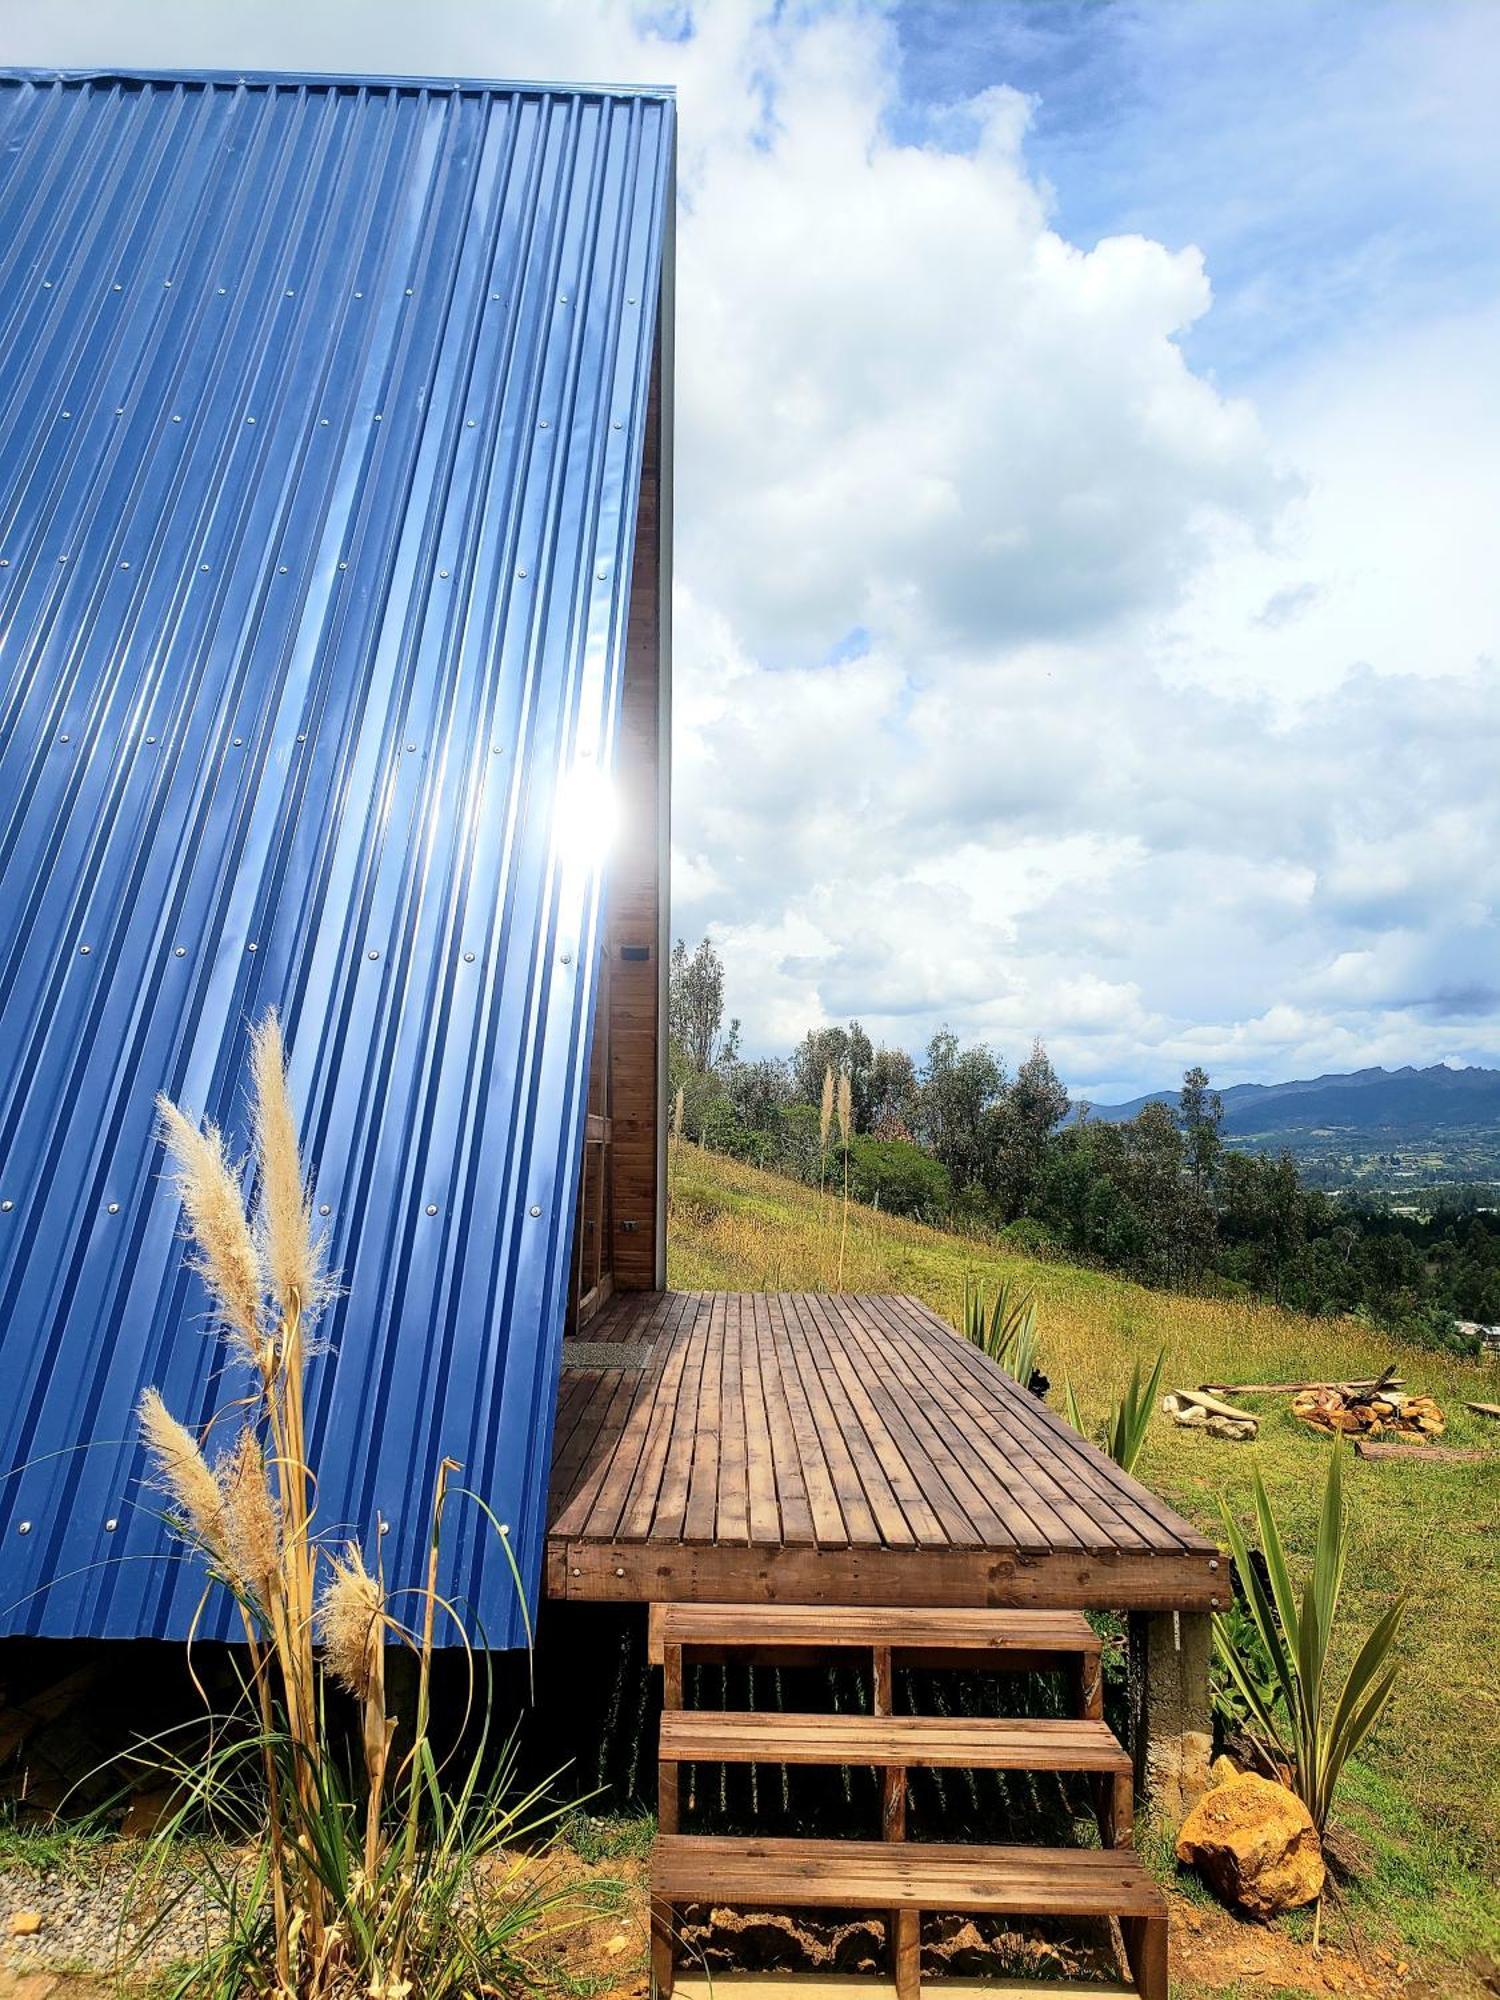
669, 937, 1497, 1353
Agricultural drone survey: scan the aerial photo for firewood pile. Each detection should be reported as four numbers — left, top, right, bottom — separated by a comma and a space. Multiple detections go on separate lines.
1292, 1373, 1445, 1440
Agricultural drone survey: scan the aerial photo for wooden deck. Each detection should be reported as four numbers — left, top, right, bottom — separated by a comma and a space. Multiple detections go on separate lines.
546, 1292, 1221, 1611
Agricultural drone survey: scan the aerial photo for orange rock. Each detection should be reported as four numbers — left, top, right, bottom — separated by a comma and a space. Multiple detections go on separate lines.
9, 1909, 44, 1936
1176, 1772, 1325, 1918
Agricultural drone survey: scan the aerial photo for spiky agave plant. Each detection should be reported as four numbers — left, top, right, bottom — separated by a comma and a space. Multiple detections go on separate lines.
1063, 1348, 1167, 1476
132, 1011, 572, 1998
961, 1276, 1040, 1388
1215, 1446, 1406, 1839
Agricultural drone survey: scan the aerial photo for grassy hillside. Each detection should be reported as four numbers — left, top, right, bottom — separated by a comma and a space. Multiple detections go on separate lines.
667, 1142, 1500, 1974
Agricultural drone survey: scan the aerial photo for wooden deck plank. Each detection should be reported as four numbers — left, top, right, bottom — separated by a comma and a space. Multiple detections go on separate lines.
767, 1291, 861, 1547
547, 1292, 1220, 1612
831, 1294, 1058, 1551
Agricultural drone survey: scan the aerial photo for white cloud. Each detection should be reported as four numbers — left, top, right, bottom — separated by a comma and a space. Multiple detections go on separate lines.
4, 0, 1496, 1095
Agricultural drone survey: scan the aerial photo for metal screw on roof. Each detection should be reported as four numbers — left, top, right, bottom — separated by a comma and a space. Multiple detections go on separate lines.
597, 567, 607, 580
62, 410, 71, 419
628, 295, 636, 305
172, 413, 181, 423
374, 413, 382, 421
0, 560, 7, 567
200, 563, 209, 571
113, 283, 122, 291
354, 291, 363, 299
529, 1205, 542, 1218
107, 1203, 119, 1214
116, 406, 125, 415
463, 951, 475, 964
42, 280, 51, 288
1, 1201, 12, 1213
612, 420, 622, 431
79, 944, 90, 954
105, 1518, 118, 1531
405, 287, 413, 296
17, 1522, 30, 1535
319, 1204, 331, 1216
218, 287, 226, 295
246, 415, 256, 424
491, 292, 500, 301
614, 1566, 626, 1577
499, 1523, 510, 1536
561, 953, 572, 966
320, 418, 329, 427
538, 419, 549, 429
58, 555, 68, 563
175, 946, 185, 957
164, 278, 172, 286
367, 949, 379, 961
570, 1566, 580, 1578
559, 294, 568, 304
426, 1204, 438, 1216
297, 733, 307, 742
120, 561, 130, 569
247, 942, 257, 952
516, 567, 527, 579
233, 736, 244, 746
406, 743, 416, 753
146, 734, 156, 743
59, 733, 70, 743
439, 569, 449, 579
378, 1520, 390, 1535
278, 565, 288, 574
285, 289, 294, 297
466, 418, 475, 428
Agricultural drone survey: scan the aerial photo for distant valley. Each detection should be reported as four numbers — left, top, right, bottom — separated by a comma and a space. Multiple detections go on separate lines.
1082, 1063, 1500, 1202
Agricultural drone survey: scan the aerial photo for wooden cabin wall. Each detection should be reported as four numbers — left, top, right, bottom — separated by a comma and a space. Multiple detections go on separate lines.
570, 342, 666, 1325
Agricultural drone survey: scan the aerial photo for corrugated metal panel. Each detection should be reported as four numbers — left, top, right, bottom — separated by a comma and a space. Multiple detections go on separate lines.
0, 70, 674, 1647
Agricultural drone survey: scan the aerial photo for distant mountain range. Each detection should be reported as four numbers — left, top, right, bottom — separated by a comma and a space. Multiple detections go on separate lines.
1083, 1064, 1500, 1143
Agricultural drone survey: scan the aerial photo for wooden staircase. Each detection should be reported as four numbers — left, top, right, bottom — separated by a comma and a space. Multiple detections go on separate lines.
647, 1604, 1167, 2000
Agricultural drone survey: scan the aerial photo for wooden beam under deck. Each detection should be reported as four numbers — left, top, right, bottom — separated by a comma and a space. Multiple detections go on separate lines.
547, 1291, 1223, 1614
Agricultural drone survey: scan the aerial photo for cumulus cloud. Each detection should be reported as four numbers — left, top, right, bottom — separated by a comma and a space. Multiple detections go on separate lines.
5, 0, 1496, 1095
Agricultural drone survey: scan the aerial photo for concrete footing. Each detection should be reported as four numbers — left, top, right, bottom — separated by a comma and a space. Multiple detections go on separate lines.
1130, 1608, 1213, 1826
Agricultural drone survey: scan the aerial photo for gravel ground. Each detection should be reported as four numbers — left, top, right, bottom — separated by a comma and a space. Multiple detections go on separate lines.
1, 1846, 234, 1979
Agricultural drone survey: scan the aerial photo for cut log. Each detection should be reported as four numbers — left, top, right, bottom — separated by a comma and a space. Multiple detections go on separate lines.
1354, 1441, 1488, 1464
1201, 1376, 1403, 1397
1170, 1388, 1256, 1422
1466, 1402, 1500, 1421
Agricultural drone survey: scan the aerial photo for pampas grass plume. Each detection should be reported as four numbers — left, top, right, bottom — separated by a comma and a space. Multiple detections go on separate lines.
318, 1544, 385, 1700
139, 1388, 229, 1564
156, 1098, 263, 1358
250, 1011, 331, 1327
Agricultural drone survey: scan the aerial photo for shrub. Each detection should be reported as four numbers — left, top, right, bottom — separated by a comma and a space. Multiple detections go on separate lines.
846, 1134, 953, 1221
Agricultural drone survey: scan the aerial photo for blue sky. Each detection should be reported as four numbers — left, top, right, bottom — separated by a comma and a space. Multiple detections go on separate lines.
1, 0, 1496, 1097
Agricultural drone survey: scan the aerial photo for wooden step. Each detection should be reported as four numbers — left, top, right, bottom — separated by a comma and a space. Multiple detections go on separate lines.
671, 1980, 1137, 2000
659, 1712, 1129, 1774
650, 1836, 1166, 2000
649, 1604, 1101, 1667
651, 1835, 1165, 1918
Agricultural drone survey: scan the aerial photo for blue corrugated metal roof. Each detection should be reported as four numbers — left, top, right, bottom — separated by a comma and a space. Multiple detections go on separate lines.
0, 69, 674, 1648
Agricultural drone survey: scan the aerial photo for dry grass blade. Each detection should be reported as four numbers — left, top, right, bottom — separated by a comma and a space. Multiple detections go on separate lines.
818, 1066, 834, 1152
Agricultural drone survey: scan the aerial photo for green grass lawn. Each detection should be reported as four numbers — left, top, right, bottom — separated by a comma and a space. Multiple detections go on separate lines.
667, 1142, 1500, 1981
